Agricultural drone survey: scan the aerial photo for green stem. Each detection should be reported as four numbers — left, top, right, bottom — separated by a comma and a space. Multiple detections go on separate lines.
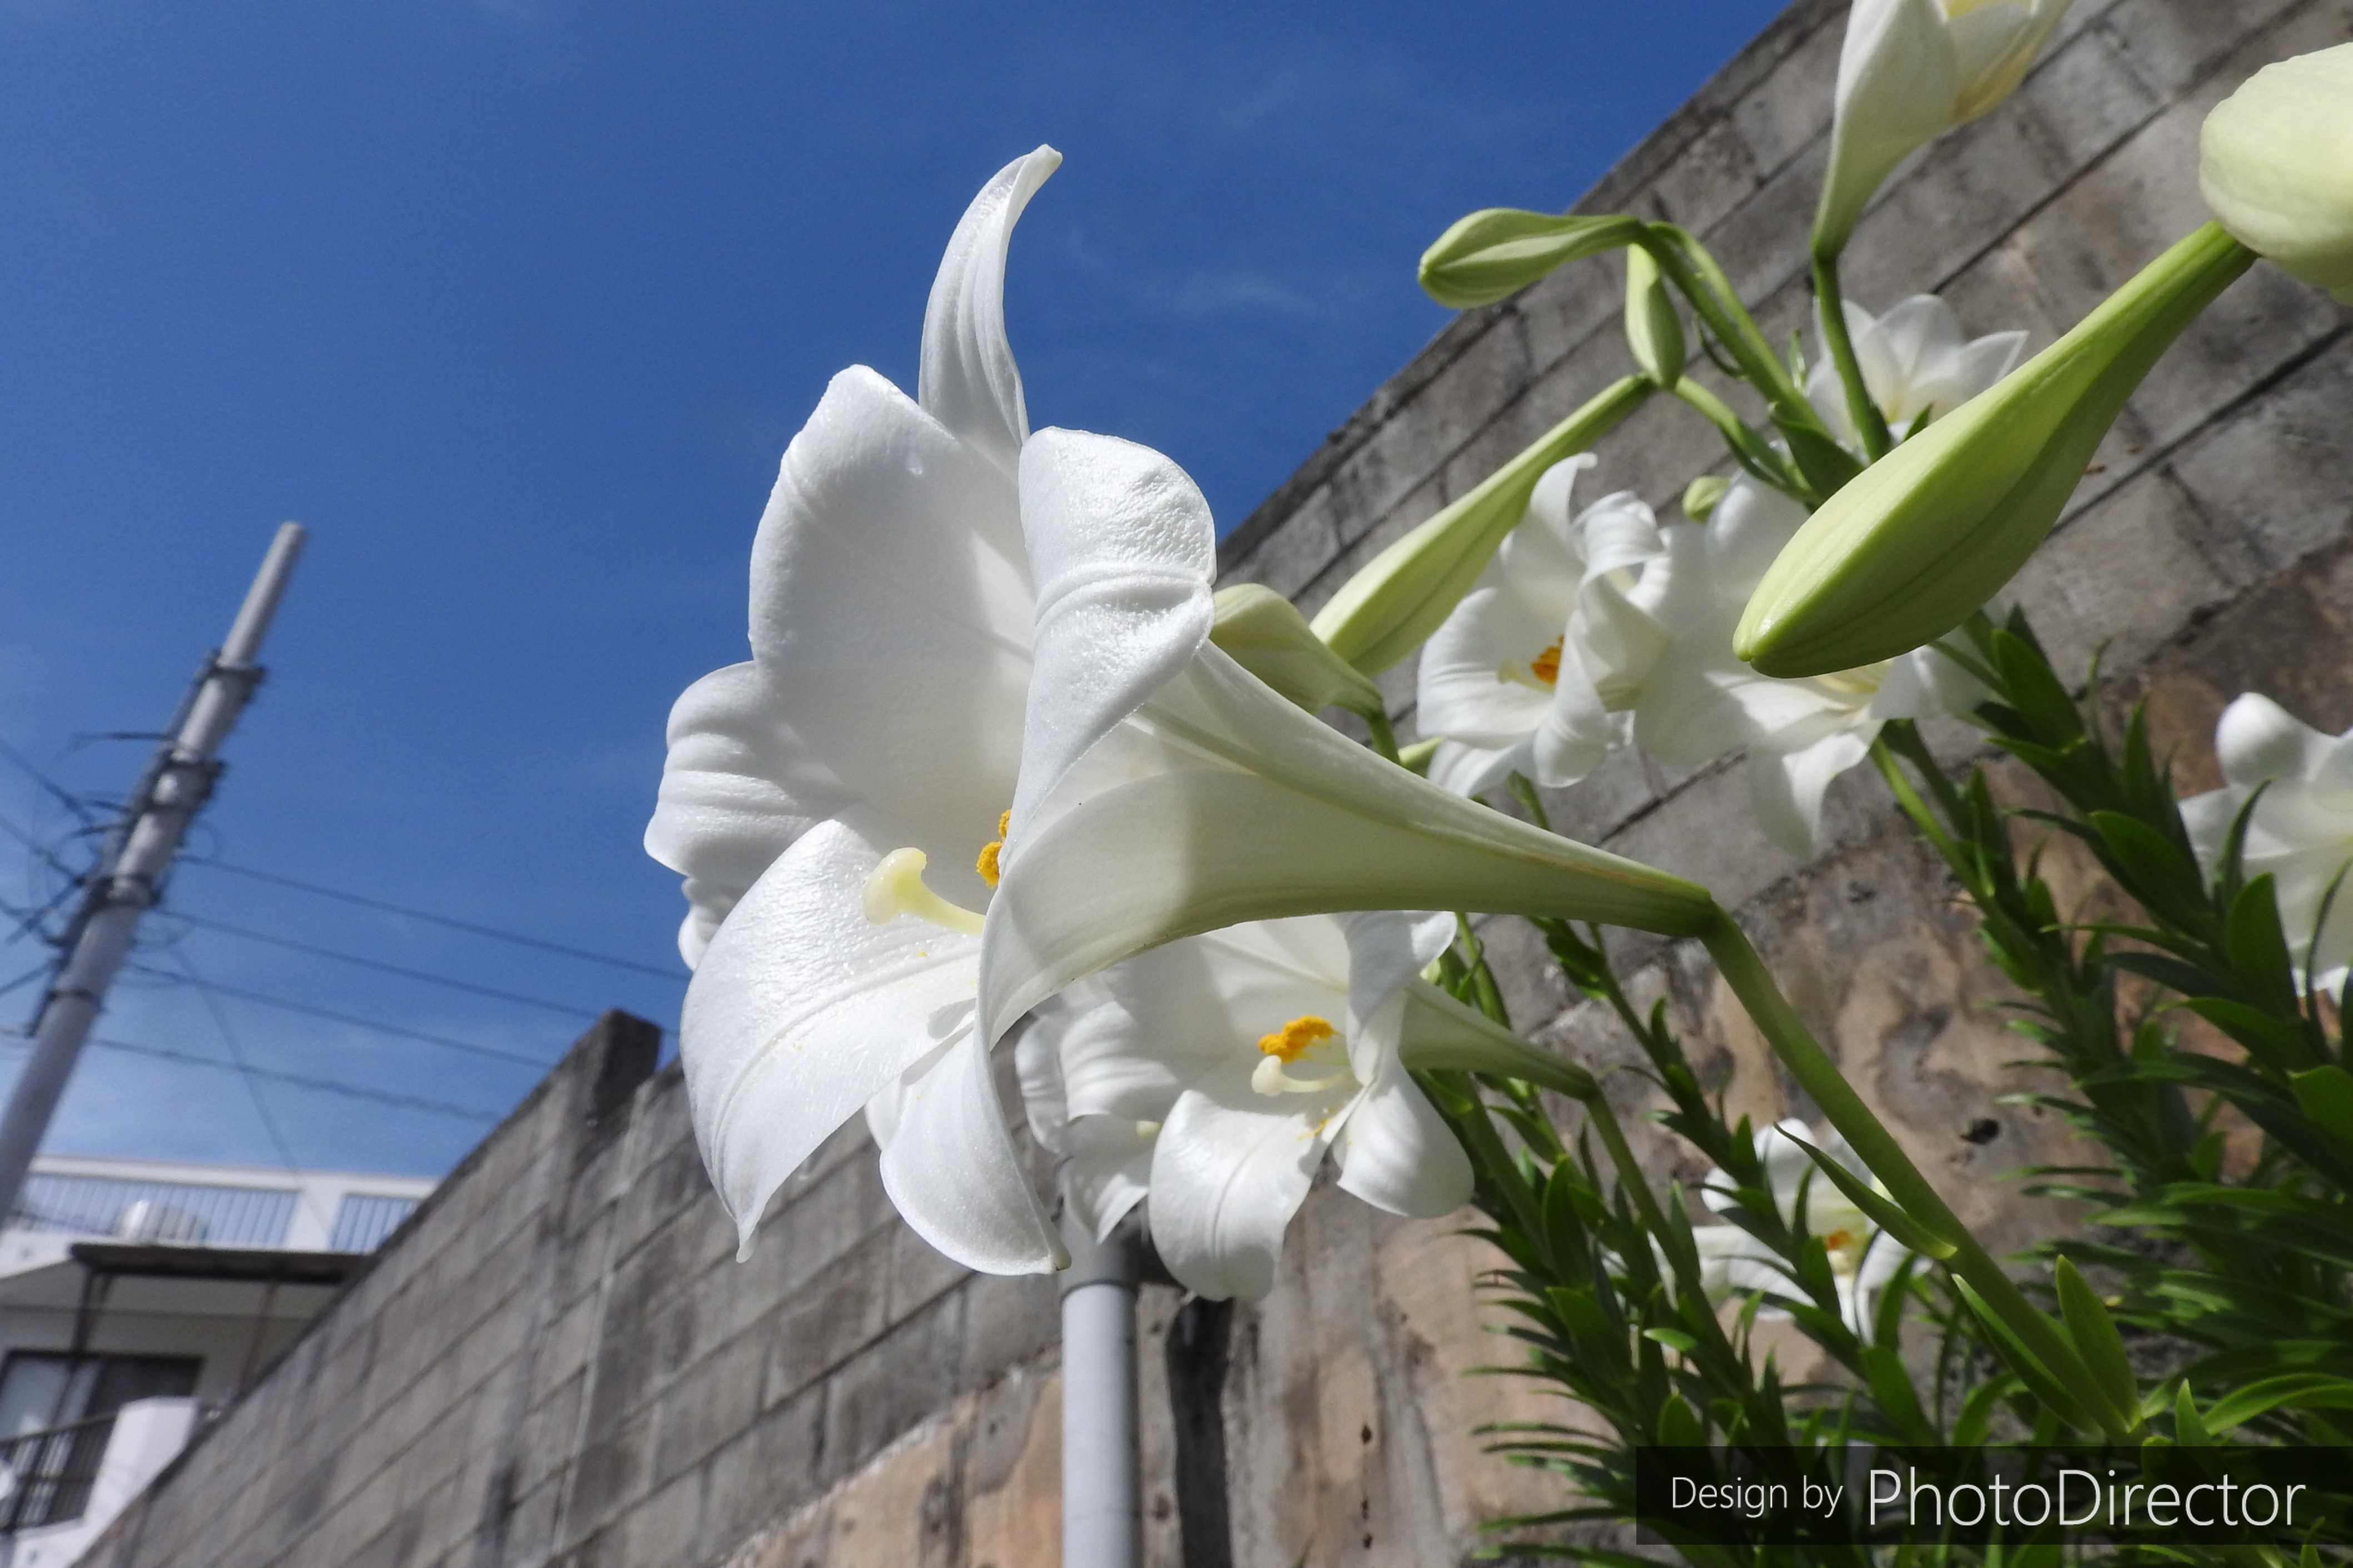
1670, 377, 1816, 506
1638, 226, 1860, 497
1699, 907, 2140, 1438
1812, 253, 1894, 461
1362, 705, 1402, 765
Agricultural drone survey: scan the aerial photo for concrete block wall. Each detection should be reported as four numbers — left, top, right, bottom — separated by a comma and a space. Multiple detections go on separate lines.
80, 1, 2351, 1564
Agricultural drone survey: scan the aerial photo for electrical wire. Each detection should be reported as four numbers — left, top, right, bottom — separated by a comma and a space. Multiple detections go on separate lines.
122, 962, 560, 1071
178, 856, 687, 980
163, 912, 603, 1021
0, 1028, 499, 1124
162, 945, 339, 1241
0, 736, 96, 827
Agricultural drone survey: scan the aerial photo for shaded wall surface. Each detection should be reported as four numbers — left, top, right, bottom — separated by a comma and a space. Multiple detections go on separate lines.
83, 0, 2353, 1563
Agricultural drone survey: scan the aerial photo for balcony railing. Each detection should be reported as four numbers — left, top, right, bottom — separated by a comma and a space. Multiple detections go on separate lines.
8, 1173, 296, 1248
0, 1413, 114, 1531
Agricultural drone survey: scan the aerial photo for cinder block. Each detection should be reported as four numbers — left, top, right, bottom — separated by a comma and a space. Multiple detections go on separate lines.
959, 1271, 1060, 1391
653, 1322, 768, 1486
2014, 464, 2254, 674
612, 1461, 706, 1567
761, 1230, 892, 1409
694, 1383, 828, 1563
1649, 115, 1766, 237
820, 1291, 965, 1483
1730, 9, 1842, 179
2100, 0, 2314, 98
2172, 332, 2353, 573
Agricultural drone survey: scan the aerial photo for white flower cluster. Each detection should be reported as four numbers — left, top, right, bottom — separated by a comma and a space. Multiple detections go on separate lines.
1416, 293, 2021, 857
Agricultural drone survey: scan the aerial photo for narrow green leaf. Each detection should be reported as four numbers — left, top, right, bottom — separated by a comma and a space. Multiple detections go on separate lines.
2054, 1256, 2139, 1420
2201, 1373, 2353, 1433
2173, 1381, 2211, 1444
1950, 1277, 2099, 1435
2290, 1064, 2353, 1146
1780, 1133, 1957, 1261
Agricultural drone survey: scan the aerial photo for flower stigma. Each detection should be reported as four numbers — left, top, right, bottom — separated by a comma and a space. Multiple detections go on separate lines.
862, 847, 986, 935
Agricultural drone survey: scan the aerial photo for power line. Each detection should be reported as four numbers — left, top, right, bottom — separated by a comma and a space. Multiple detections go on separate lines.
166, 912, 603, 1021
0, 1027, 498, 1124
0, 736, 95, 827
179, 857, 687, 981
163, 945, 342, 1243
123, 962, 560, 1071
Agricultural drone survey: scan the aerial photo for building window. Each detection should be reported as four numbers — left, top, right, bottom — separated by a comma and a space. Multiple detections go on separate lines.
0, 1353, 201, 1530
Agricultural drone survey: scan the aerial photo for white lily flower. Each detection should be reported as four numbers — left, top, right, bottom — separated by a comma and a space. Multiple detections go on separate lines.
979, 427, 1716, 1053
1037, 911, 1538, 1300
644, 148, 1078, 1275
1694, 1118, 1909, 1335
1634, 475, 1983, 856
1413, 459, 1680, 798
1804, 294, 2026, 453
1815, 0, 2075, 257
649, 150, 1714, 1281
2182, 694, 2353, 997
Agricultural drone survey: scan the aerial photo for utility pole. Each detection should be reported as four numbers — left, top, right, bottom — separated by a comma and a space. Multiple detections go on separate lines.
0, 522, 307, 1224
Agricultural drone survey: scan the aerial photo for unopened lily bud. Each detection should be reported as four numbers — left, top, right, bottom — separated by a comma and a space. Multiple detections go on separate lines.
2200, 43, 2353, 305
1211, 584, 1385, 718
1683, 474, 1728, 522
1311, 377, 1653, 675
1624, 246, 1687, 386
1420, 210, 1646, 311
1736, 222, 2255, 676
1813, 0, 2074, 260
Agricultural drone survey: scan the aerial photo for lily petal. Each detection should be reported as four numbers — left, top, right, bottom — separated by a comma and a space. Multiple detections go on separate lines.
877, 1024, 1065, 1273
1333, 1056, 1473, 1219
917, 146, 1061, 476
645, 661, 843, 966
1747, 730, 1874, 857
1149, 1052, 1342, 1300
1005, 427, 1220, 839
748, 366, 1034, 869
681, 813, 984, 1257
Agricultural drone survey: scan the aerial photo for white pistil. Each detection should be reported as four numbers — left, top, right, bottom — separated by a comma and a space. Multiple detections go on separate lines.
862, 848, 986, 935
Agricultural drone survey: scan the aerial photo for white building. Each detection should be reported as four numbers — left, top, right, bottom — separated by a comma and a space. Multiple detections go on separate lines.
0, 1154, 437, 1566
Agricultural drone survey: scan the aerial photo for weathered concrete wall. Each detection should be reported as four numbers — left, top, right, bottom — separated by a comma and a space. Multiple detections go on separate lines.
82, 1, 2352, 1564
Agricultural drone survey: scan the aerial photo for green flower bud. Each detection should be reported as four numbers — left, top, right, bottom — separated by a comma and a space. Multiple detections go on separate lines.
1735, 222, 2255, 677
2200, 43, 2353, 305
1210, 584, 1385, 718
1682, 474, 1729, 522
1310, 376, 1654, 676
1419, 210, 1646, 311
1624, 245, 1687, 386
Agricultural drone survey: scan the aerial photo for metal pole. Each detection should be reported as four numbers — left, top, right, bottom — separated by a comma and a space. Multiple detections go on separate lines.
1060, 1208, 1143, 1568
0, 522, 307, 1223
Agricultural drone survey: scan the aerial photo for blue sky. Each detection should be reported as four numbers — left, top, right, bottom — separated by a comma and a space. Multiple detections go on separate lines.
0, 1, 1781, 1179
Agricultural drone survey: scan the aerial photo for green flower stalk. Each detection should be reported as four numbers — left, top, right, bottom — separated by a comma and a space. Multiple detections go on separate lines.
2200, 42, 2353, 305
1735, 221, 2255, 678
1310, 375, 1654, 676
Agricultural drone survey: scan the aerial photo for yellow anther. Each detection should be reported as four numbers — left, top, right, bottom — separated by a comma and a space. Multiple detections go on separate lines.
975, 809, 1012, 888
863, 848, 985, 936
1257, 1014, 1337, 1062
1495, 639, 1566, 693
